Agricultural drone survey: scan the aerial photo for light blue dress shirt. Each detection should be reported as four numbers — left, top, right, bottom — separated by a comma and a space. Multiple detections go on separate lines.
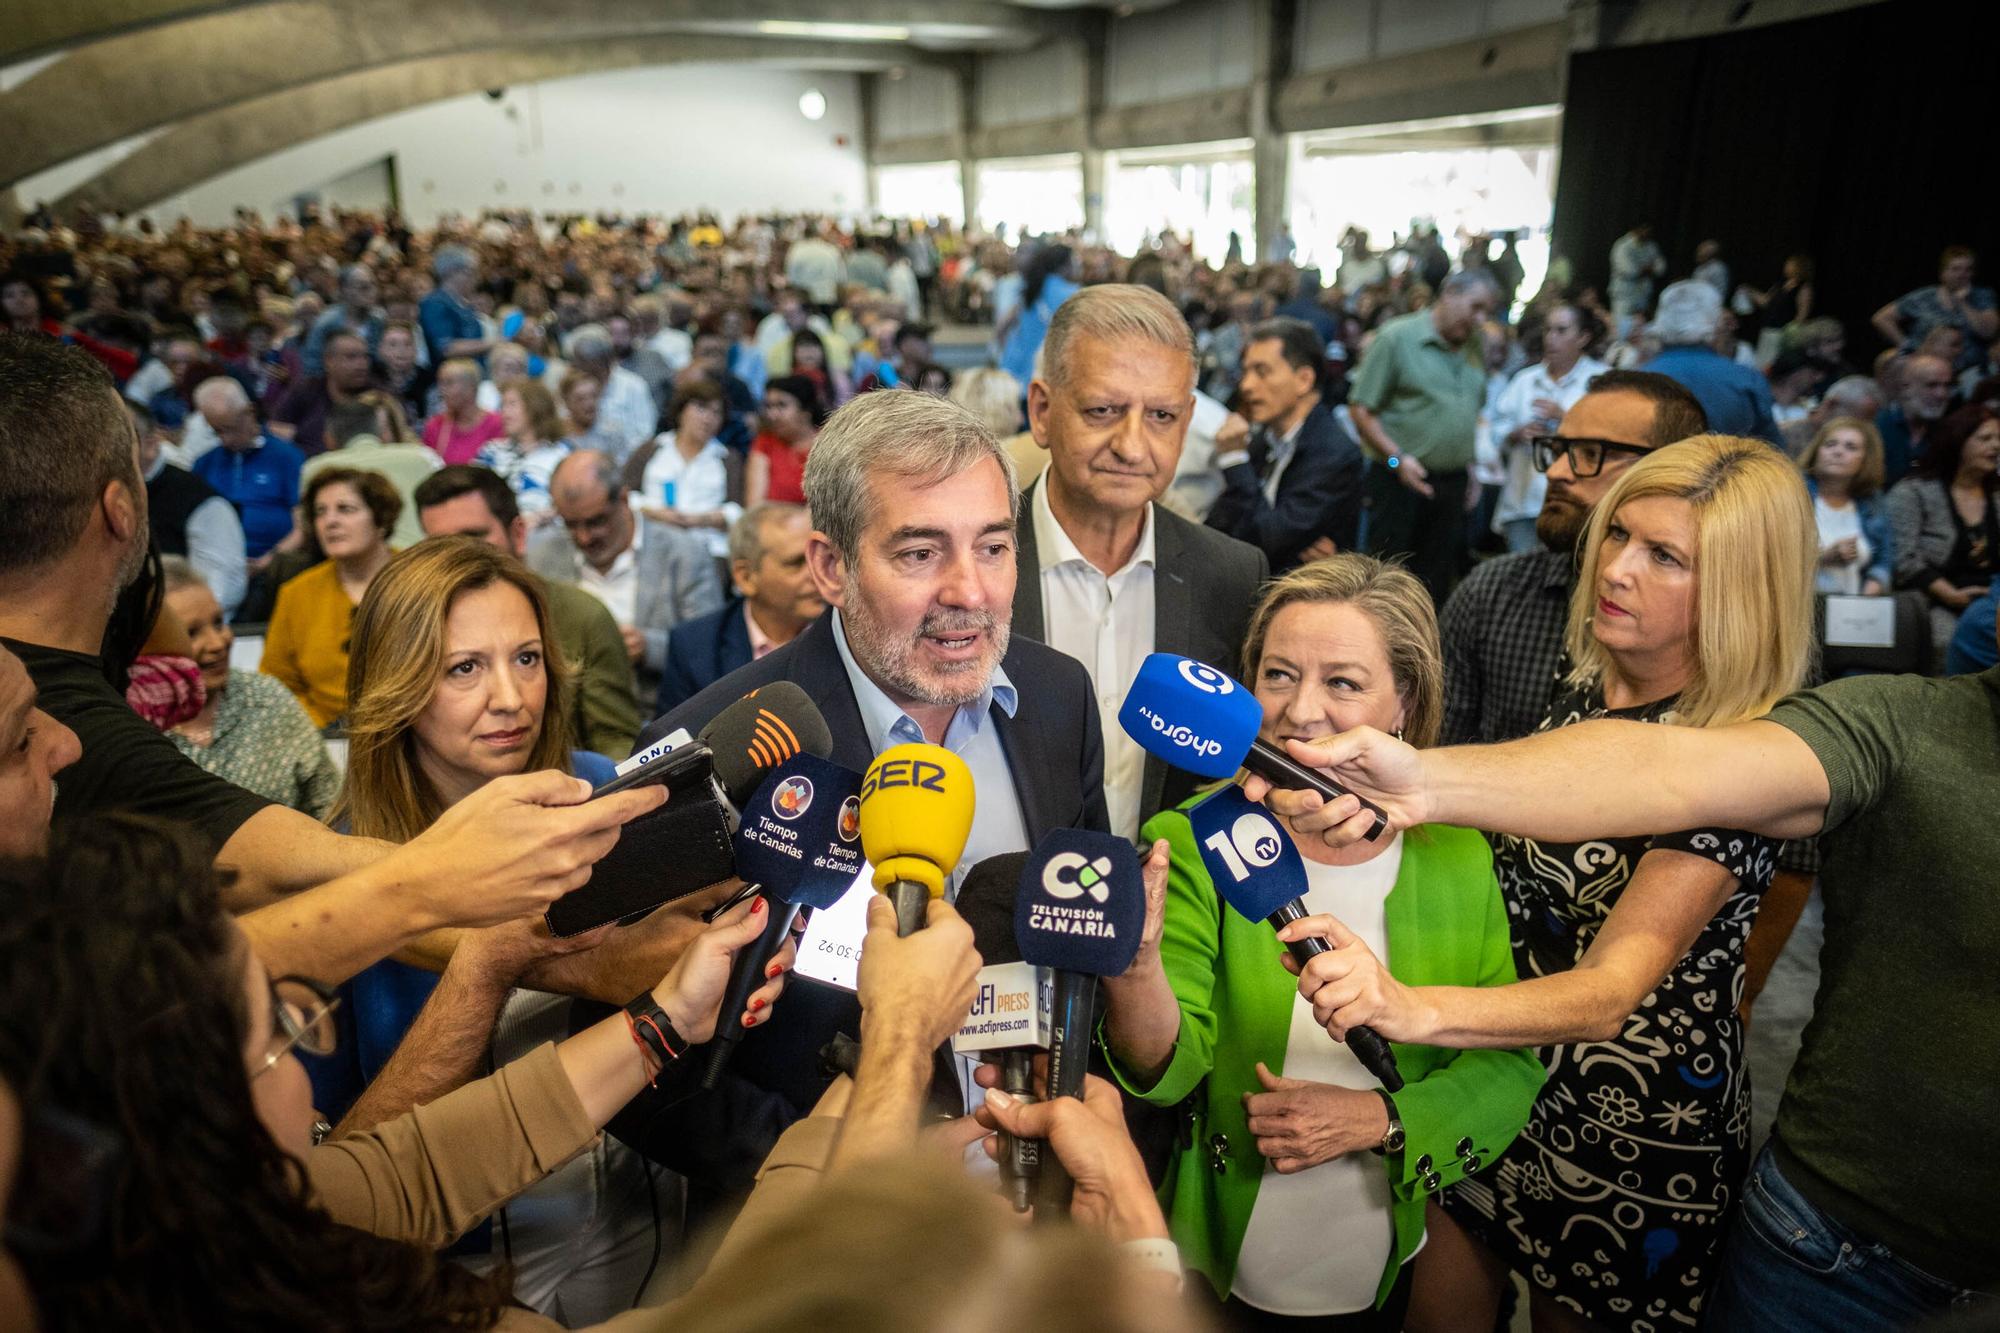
829, 608, 1031, 896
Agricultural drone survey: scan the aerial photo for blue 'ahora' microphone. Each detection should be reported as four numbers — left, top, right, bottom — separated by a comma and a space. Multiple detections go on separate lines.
700, 752, 866, 1089
1188, 785, 1403, 1092
1118, 654, 1389, 842
1014, 828, 1145, 1214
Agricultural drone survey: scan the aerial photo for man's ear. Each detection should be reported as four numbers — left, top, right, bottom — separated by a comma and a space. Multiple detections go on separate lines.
1025, 377, 1054, 450
805, 532, 848, 610
101, 479, 142, 546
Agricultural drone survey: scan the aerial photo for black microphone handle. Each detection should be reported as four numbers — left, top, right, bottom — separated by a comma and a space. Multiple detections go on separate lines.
1266, 900, 1405, 1093
886, 878, 930, 936
1244, 737, 1390, 842
698, 897, 801, 1090
1033, 971, 1097, 1217
999, 1050, 1040, 1213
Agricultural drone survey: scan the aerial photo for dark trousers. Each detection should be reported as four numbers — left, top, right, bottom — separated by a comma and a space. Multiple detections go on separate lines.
1363, 461, 1468, 605
1193, 1262, 1413, 1332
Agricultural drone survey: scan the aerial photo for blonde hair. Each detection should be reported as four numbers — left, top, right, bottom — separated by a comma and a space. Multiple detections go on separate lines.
947, 367, 1024, 437
1797, 414, 1886, 500
1239, 554, 1444, 749
331, 537, 574, 842
1040, 283, 1196, 388
1564, 435, 1816, 728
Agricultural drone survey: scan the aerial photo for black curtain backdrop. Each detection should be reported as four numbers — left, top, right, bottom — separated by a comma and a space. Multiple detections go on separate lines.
1552, 0, 2000, 350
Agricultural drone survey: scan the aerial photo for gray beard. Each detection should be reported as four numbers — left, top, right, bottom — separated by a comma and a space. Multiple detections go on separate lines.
842, 598, 1009, 710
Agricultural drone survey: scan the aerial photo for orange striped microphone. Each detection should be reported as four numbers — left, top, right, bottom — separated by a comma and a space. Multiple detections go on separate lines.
699, 682, 837, 810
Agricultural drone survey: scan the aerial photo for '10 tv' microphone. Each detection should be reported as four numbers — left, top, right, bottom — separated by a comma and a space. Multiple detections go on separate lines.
858, 742, 975, 936
1118, 654, 1389, 842
1189, 786, 1403, 1092
1014, 829, 1145, 1213
700, 751, 867, 1089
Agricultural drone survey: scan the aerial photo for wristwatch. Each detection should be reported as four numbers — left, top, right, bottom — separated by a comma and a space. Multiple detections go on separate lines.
1384, 452, 1402, 470
1370, 1089, 1405, 1156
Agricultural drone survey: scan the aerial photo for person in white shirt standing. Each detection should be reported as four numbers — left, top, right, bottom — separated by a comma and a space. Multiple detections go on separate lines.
1015, 284, 1268, 840
1488, 303, 1608, 553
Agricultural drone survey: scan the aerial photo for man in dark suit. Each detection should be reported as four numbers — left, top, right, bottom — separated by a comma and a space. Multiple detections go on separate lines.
655, 502, 824, 715
1018, 283, 1269, 840
1206, 315, 1364, 571
616, 389, 1109, 1200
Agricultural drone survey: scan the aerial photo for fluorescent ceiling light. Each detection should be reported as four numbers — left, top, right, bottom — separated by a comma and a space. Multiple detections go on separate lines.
757, 19, 911, 41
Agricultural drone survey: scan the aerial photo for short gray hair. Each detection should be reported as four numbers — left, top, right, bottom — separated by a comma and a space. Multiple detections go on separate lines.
433, 244, 476, 282
339, 264, 374, 296
947, 368, 1024, 437
1821, 374, 1882, 414
192, 376, 249, 416
730, 501, 808, 568
1040, 284, 1195, 388
1652, 280, 1722, 346
568, 323, 614, 367
804, 389, 1018, 562
1440, 268, 1502, 301
160, 554, 207, 595
549, 448, 622, 503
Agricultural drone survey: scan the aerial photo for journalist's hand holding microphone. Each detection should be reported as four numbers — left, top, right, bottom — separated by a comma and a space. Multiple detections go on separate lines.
971, 1064, 1170, 1244
1277, 911, 1431, 1045
1239, 726, 1430, 850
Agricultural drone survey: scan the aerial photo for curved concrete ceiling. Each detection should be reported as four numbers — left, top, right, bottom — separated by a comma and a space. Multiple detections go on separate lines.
1, 0, 1056, 191
50, 35, 913, 215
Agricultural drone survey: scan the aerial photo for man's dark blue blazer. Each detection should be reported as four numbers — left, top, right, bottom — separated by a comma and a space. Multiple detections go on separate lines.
654, 597, 755, 716
610, 610, 1110, 1192
1205, 399, 1363, 571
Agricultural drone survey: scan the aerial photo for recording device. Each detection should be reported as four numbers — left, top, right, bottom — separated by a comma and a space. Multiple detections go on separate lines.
858, 742, 975, 936
547, 685, 835, 936
952, 851, 1050, 1212
1118, 654, 1389, 842
699, 752, 866, 1089
1012, 829, 1145, 1213
1188, 786, 1403, 1092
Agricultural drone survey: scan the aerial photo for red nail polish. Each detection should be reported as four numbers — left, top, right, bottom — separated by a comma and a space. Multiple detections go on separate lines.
742, 1013, 757, 1028
752, 898, 765, 914
766, 963, 782, 977
749, 997, 765, 1012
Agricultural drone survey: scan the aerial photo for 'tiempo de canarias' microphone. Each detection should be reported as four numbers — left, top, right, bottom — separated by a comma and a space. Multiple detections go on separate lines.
858, 742, 975, 936
1118, 654, 1389, 842
1188, 785, 1404, 1092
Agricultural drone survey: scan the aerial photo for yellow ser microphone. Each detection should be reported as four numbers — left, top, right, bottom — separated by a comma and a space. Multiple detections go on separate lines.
858, 742, 976, 936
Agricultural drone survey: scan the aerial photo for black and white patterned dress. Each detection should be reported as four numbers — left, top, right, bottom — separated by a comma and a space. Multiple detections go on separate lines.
1440, 682, 1777, 1332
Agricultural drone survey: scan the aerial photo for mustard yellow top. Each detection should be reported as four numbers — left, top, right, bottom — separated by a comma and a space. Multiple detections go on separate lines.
259, 560, 361, 728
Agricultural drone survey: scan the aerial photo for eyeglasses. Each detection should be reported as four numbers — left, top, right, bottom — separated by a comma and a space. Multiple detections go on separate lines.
1532, 435, 1652, 478
253, 976, 340, 1078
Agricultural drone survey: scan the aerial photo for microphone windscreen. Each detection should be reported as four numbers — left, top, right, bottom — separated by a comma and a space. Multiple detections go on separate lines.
1118, 653, 1262, 780
1187, 785, 1311, 923
859, 742, 975, 897
700, 682, 835, 807
732, 752, 867, 910
1014, 829, 1144, 976
957, 852, 1029, 965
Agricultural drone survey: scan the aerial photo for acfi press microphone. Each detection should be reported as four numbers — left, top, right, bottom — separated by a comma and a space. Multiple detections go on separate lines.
1118, 654, 1389, 842
1014, 829, 1144, 1214
951, 851, 1050, 1213
699, 751, 867, 1089
1188, 785, 1403, 1092
858, 742, 974, 936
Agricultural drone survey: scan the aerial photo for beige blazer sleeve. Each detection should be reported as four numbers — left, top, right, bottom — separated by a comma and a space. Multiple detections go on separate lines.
305, 1043, 598, 1249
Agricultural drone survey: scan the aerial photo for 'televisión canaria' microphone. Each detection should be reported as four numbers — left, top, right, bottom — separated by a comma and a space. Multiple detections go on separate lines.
858, 742, 975, 936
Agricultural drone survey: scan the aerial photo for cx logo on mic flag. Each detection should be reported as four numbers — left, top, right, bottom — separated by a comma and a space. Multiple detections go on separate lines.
1015, 829, 1144, 976
734, 753, 866, 910
1188, 785, 1311, 924
1119, 653, 1263, 780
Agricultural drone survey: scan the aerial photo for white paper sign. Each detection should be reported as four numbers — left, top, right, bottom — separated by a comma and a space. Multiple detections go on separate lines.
1824, 595, 1896, 649
793, 862, 876, 992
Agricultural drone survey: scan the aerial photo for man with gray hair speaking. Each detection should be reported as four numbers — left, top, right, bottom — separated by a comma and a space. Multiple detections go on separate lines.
1642, 278, 1781, 444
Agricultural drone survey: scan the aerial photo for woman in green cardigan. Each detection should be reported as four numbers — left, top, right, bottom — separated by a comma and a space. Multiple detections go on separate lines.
1101, 555, 1544, 1329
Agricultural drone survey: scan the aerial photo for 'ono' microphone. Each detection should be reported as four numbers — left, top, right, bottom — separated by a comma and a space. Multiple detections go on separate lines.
858, 742, 975, 935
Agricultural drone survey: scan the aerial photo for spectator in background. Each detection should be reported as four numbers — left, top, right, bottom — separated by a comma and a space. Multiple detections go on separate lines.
1000, 244, 1079, 391
133, 400, 247, 618
1207, 317, 1364, 572
160, 557, 339, 815
565, 324, 655, 463
1642, 280, 1781, 444
302, 398, 441, 549
191, 376, 303, 564
1782, 372, 1882, 453
418, 244, 491, 363
631, 381, 740, 562
1350, 269, 1499, 599
303, 264, 384, 376
1798, 416, 1893, 596
951, 366, 1032, 484
1741, 253, 1815, 365
1887, 403, 1999, 662
785, 225, 846, 309
1876, 353, 1955, 484
527, 450, 722, 698
261, 466, 401, 727
556, 367, 619, 455
1488, 302, 1608, 554
375, 319, 432, 427
608, 312, 672, 413
1607, 223, 1666, 333
422, 358, 506, 465
271, 329, 379, 455
788, 326, 851, 409
748, 374, 824, 507
415, 465, 639, 759
1692, 238, 1730, 296
1873, 245, 1997, 375
481, 379, 569, 515
630, 293, 692, 375
656, 503, 824, 715
1766, 348, 1822, 430
1945, 585, 1998, 674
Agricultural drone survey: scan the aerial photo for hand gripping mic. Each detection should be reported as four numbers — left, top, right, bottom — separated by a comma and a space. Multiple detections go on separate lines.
699, 751, 867, 1089
1013, 829, 1145, 1214
1118, 654, 1389, 842
951, 852, 1047, 1212
858, 742, 975, 936
1188, 785, 1403, 1092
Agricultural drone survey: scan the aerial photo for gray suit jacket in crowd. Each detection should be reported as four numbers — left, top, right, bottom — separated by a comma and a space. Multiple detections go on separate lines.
525, 515, 724, 686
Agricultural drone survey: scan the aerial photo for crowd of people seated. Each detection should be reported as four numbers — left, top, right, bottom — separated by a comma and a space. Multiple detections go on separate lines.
0, 199, 1994, 1333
